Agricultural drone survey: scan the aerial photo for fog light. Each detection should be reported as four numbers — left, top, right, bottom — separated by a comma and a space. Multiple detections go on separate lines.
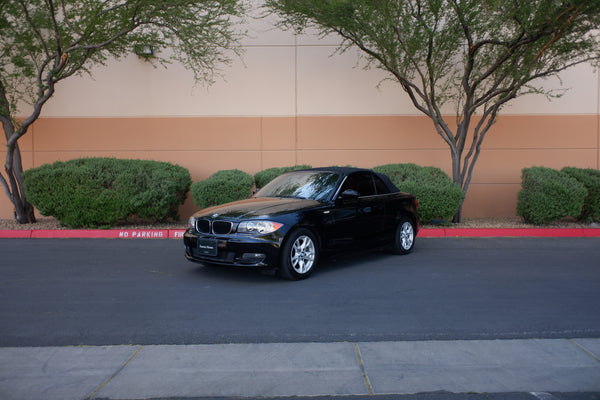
242, 253, 265, 260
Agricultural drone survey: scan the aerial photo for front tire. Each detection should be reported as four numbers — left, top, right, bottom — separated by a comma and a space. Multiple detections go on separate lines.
392, 217, 416, 255
279, 228, 318, 280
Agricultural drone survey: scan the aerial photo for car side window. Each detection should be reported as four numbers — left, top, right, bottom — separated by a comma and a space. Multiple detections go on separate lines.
340, 172, 376, 197
373, 174, 390, 195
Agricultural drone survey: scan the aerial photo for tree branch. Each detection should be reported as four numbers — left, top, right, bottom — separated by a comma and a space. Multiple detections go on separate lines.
17, 0, 50, 57
46, 0, 63, 57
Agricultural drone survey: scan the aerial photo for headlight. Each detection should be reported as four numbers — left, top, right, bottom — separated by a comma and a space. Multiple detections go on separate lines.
238, 220, 283, 234
188, 217, 196, 230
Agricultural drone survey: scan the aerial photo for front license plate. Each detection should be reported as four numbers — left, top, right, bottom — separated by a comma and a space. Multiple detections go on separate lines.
197, 238, 218, 256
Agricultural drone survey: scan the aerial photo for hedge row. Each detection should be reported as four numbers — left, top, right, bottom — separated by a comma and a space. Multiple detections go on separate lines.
41, 160, 600, 228
373, 164, 464, 223
563, 167, 600, 222
190, 169, 255, 209
191, 163, 464, 223
517, 166, 600, 225
189, 166, 313, 210
23, 158, 191, 228
195, 164, 599, 225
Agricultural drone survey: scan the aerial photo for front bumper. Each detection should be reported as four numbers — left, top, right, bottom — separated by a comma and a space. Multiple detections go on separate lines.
183, 230, 282, 268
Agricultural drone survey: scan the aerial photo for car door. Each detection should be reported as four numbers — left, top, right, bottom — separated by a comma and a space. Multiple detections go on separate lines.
371, 172, 395, 237
323, 171, 386, 249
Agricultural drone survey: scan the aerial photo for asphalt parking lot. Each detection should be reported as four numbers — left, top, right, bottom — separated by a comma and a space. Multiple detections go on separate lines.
1, 237, 599, 400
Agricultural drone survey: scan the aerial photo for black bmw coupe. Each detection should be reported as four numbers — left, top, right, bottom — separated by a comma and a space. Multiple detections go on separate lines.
184, 167, 419, 279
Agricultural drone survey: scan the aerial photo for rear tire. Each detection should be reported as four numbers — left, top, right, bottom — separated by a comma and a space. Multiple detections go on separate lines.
392, 217, 415, 255
279, 228, 318, 280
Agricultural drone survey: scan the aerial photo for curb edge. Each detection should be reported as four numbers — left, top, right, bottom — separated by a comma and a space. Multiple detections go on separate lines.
1, 228, 597, 239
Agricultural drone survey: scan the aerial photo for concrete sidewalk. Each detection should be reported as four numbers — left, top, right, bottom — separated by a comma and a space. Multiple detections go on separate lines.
1, 338, 599, 400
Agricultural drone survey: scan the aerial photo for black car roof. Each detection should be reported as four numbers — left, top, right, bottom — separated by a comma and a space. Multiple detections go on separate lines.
306, 166, 369, 175
297, 167, 400, 193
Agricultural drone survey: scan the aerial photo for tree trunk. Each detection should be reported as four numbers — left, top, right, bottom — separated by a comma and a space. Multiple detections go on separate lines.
453, 203, 463, 224
4, 150, 36, 224
2, 132, 36, 224
10, 189, 36, 224
1, 80, 37, 224
450, 149, 464, 223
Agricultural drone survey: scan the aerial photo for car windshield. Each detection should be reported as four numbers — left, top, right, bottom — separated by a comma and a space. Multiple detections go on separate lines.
255, 171, 340, 202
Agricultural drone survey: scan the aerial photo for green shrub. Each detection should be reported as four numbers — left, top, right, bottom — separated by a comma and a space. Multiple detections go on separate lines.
562, 167, 600, 222
254, 165, 312, 188
373, 163, 464, 222
191, 169, 254, 209
23, 158, 191, 228
516, 166, 587, 225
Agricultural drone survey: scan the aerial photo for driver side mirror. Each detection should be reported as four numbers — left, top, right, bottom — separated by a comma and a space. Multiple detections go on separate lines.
341, 189, 360, 199
338, 189, 360, 203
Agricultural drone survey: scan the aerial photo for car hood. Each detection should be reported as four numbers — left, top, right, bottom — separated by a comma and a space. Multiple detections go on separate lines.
193, 197, 324, 220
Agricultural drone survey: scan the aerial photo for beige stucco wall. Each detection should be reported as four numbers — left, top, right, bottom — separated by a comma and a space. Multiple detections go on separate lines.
2, 4, 599, 220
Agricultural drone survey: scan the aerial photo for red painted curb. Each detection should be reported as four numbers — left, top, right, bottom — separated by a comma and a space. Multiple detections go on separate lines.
583, 228, 600, 237
444, 228, 586, 238
418, 228, 446, 237
169, 229, 186, 239
32, 229, 170, 239
0, 230, 31, 238
0, 228, 598, 239
2, 229, 183, 239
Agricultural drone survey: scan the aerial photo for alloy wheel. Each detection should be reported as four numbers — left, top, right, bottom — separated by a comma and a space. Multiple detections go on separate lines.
290, 235, 316, 274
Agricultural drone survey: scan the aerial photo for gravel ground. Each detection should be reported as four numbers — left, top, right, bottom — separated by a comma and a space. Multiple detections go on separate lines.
0, 217, 597, 230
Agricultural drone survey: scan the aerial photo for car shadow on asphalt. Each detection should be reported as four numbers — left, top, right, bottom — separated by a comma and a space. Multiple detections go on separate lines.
188, 263, 276, 283
316, 248, 409, 277
186, 247, 408, 282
